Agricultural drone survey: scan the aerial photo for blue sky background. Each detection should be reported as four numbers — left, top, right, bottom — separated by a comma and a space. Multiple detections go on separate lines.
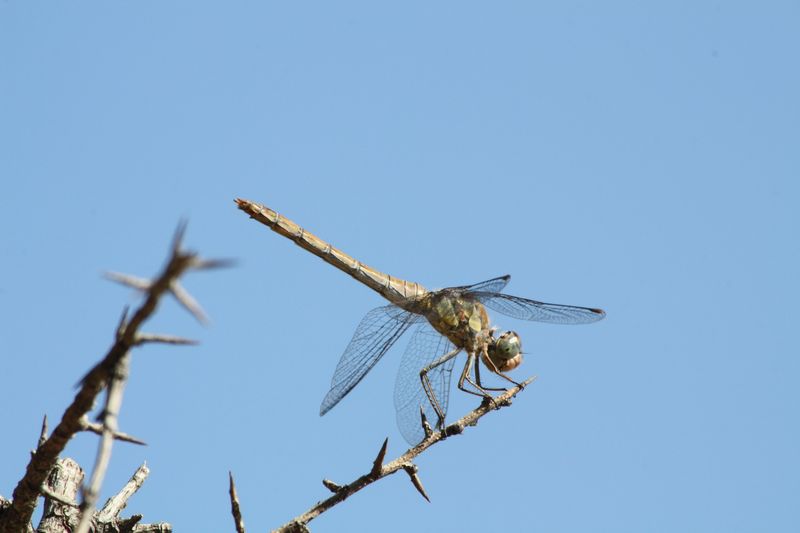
2, 2, 798, 532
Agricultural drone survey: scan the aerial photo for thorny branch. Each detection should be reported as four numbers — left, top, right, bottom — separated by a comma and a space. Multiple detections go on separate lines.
0, 223, 231, 533
270, 377, 535, 533
74, 345, 133, 533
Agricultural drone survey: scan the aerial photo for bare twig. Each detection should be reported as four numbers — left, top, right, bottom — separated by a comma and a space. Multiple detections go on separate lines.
271, 377, 535, 532
0, 224, 230, 533
75, 347, 131, 533
229, 472, 246, 533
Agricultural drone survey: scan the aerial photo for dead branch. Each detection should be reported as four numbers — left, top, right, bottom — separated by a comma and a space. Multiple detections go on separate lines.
34, 460, 168, 533
270, 377, 535, 532
0, 223, 230, 533
37, 458, 84, 533
74, 346, 132, 533
97, 463, 150, 523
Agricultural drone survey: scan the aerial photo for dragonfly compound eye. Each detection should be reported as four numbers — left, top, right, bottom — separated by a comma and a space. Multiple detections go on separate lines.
483, 331, 523, 372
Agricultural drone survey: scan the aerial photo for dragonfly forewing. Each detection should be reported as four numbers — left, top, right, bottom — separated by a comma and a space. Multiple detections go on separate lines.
320, 305, 422, 416
448, 275, 511, 294
471, 292, 606, 324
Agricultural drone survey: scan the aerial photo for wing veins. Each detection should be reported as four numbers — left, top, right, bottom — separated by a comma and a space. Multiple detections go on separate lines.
472, 292, 605, 324
320, 305, 419, 415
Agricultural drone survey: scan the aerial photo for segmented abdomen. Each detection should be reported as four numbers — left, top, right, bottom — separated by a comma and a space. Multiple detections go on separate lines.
236, 198, 428, 304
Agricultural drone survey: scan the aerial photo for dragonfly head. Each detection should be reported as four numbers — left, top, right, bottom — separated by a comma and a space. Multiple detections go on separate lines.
484, 330, 523, 373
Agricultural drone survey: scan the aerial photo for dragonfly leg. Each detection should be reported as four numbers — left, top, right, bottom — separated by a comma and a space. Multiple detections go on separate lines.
459, 353, 505, 411
479, 347, 523, 389
457, 352, 493, 399
493, 368, 523, 389
474, 354, 507, 392
420, 347, 462, 430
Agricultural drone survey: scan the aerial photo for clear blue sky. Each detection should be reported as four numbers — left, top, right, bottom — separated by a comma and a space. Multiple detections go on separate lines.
2, 2, 798, 532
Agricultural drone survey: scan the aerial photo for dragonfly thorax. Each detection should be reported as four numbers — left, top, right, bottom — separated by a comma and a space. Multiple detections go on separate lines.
421, 292, 491, 353
483, 331, 523, 373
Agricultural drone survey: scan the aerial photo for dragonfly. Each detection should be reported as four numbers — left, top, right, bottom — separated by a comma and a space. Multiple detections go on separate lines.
236, 198, 606, 444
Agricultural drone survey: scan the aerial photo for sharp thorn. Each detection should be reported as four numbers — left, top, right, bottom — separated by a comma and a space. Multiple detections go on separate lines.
104, 272, 151, 291
115, 306, 130, 339
171, 219, 189, 255
403, 464, 430, 502
322, 479, 343, 493
133, 333, 199, 346
170, 281, 209, 324
191, 257, 238, 271
38, 414, 48, 448
419, 406, 433, 438
371, 438, 389, 476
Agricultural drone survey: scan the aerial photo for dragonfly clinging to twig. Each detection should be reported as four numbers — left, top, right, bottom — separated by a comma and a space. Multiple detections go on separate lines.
236, 198, 605, 444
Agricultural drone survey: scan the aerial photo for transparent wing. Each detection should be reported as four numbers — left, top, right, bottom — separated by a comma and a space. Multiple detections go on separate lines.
320, 305, 422, 416
447, 275, 510, 294
394, 323, 459, 445
471, 292, 606, 324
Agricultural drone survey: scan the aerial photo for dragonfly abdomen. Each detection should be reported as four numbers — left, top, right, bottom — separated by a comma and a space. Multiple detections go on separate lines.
236, 199, 428, 303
